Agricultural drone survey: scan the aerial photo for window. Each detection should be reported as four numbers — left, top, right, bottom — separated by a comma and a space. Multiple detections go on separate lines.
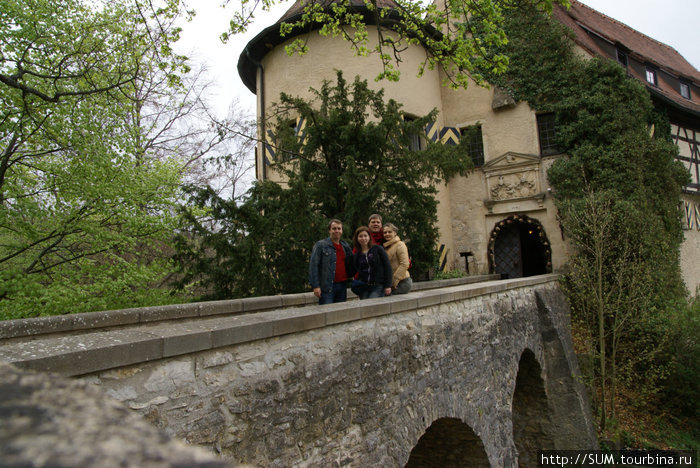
680, 82, 691, 100
409, 131, 424, 151
616, 50, 628, 68
645, 67, 658, 86
272, 119, 300, 163
536, 113, 559, 155
403, 115, 425, 151
460, 125, 484, 166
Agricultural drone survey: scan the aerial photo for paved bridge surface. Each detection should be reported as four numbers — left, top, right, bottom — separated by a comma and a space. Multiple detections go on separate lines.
0, 274, 596, 467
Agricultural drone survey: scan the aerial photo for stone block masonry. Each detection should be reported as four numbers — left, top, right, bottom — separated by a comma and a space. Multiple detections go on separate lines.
0, 362, 231, 467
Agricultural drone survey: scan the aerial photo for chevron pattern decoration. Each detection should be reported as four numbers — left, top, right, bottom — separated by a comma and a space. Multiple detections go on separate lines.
440, 127, 460, 146
264, 117, 310, 165
425, 122, 440, 143
683, 200, 700, 230
295, 117, 309, 146
267, 121, 462, 165
437, 244, 448, 272
264, 128, 276, 166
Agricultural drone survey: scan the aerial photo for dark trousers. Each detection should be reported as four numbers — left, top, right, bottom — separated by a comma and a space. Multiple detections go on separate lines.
351, 280, 385, 300
319, 282, 347, 304
393, 277, 413, 295
358, 285, 385, 299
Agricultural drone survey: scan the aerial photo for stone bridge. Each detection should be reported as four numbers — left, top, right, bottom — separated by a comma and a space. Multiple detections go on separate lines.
0, 274, 596, 467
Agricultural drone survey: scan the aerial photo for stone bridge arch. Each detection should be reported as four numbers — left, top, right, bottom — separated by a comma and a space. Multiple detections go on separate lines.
400, 346, 561, 468
405, 418, 489, 467
512, 348, 554, 468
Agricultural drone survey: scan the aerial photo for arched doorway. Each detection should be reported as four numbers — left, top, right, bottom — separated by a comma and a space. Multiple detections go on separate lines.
488, 215, 551, 279
405, 418, 490, 468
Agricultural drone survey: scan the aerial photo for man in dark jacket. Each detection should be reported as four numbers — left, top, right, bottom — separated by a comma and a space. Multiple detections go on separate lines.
309, 219, 354, 304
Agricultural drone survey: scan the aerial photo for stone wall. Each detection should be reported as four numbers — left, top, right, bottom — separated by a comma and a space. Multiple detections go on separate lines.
69, 277, 596, 467
0, 362, 230, 468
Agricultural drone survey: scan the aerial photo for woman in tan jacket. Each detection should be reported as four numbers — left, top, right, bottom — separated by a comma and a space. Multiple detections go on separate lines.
382, 223, 413, 294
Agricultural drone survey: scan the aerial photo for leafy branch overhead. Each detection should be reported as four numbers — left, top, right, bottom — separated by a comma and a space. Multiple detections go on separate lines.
0, 0, 192, 104
223, 0, 570, 88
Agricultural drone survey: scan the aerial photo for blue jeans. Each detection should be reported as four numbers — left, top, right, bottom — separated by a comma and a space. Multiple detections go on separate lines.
319, 282, 348, 304
354, 284, 385, 300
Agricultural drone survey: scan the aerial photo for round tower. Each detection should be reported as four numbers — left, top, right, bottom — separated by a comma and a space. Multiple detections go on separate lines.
237, 1, 565, 277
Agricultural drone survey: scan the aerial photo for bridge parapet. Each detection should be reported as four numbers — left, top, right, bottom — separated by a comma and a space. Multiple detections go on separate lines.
0, 274, 499, 341
0, 274, 538, 377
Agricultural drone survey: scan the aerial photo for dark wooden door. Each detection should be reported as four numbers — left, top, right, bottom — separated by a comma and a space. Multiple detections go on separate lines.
494, 224, 523, 279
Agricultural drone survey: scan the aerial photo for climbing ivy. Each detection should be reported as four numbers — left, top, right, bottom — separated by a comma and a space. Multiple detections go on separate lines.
477, 1, 691, 434
474, 0, 576, 109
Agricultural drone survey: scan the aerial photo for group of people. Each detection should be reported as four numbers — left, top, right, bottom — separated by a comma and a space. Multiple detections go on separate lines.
308, 214, 413, 305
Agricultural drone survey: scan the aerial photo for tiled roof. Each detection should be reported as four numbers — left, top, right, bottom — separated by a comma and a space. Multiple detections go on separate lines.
554, 0, 700, 114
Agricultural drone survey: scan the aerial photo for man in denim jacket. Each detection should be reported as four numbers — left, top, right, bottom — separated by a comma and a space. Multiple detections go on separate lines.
309, 219, 355, 304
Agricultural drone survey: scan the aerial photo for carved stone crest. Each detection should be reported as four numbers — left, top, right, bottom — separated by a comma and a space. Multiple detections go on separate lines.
482, 152, 545, 212
490, 173, 538, 200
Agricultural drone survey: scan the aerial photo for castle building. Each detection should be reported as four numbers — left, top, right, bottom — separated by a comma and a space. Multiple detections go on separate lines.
238, 0, 700, 291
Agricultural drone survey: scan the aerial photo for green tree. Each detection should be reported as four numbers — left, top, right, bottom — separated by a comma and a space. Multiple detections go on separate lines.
661, 296, 700, 421
547, 59, 689, 307
174, 179, 323, 299
548, 48, 688, 437
273, 71, 472, 273
558, 192, 657, 428
0, 0, 206, 318
477, 1, 690, 432
174, 71, 472, 298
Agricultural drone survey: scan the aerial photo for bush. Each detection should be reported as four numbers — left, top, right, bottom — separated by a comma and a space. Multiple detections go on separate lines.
660, 297, 700, 420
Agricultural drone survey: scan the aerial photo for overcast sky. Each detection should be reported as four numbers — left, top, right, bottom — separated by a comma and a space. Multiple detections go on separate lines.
176, 0, 700, 117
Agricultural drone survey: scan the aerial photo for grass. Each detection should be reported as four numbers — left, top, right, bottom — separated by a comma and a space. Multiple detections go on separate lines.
433, 269, 467, 280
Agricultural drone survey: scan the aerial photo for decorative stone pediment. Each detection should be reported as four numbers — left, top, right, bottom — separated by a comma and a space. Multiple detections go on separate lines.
483, 152, 545, 212
483, 152, 541, 172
